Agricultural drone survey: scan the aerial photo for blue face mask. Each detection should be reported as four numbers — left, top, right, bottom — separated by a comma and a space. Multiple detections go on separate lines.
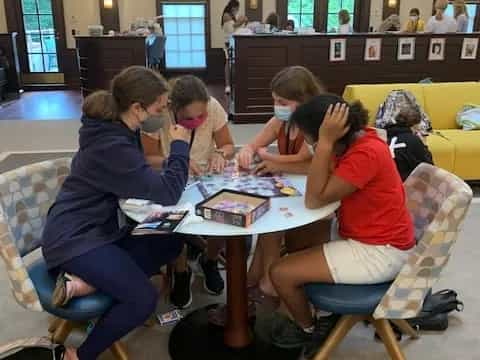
274, 105, 293, 122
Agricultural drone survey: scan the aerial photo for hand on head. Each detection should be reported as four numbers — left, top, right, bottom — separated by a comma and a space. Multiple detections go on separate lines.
318, 103, 350, 146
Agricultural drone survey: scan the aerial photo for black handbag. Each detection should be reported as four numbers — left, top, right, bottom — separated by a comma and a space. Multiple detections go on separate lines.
0, 337, 65, 360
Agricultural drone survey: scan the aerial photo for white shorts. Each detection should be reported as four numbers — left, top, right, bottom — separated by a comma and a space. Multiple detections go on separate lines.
323, 236, 413, 285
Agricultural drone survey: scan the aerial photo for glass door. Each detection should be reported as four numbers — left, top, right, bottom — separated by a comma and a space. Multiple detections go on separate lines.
21, 0, 59, 73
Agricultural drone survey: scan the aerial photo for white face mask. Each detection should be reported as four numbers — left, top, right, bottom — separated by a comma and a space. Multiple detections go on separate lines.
410, 16, 419, 22
274, 105, 293, 122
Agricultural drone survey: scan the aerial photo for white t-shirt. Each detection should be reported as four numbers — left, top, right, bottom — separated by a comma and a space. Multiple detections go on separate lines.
425, 15, 457, 33
338, 23, 353, 34
456, 14, 469, 33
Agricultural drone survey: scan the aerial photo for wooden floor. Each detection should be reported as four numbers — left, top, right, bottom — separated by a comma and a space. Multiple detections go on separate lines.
0, 85, 228, 121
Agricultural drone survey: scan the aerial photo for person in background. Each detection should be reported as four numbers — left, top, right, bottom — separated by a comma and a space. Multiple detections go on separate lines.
222, 0, 248, 94
454, 0, 469, 33
338, 9, 353, 34
403, 8, 425, 33
286, 19, 295, 31
265, 12, 280, 32
378, 14, 401, 32
42, 66, 191, 360
157, 75, 235, 306
269, 95, 414, 349
386, 108, 434, 181
237, 66, 323, 308
426, 0, 457, 33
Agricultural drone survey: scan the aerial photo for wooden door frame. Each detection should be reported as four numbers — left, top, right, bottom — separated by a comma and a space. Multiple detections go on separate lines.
4, 0, 67, 74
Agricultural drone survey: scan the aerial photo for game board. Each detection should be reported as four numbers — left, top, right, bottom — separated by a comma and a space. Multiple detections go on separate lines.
190, 161, 301, 199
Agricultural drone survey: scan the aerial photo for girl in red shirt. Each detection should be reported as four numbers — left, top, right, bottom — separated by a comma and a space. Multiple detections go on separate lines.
269, 94, 415, 349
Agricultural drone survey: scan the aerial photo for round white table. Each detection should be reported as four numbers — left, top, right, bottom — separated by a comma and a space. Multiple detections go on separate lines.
121, 174, 339, 359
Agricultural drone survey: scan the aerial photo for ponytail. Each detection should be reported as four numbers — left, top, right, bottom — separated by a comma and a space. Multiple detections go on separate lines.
82, 90, 118, 121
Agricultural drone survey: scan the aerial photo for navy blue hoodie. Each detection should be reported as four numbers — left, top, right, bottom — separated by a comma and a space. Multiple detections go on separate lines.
41, 116, 189, 269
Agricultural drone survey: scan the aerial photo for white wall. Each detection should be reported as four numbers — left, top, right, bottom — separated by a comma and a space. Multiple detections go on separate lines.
0, 0, 7, 33
118, 0, 156, 33
64, 0, 100, 48
370, 0, 384, 31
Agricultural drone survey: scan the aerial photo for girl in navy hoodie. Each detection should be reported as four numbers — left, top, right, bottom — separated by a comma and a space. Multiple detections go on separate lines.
41, 66, 191, 360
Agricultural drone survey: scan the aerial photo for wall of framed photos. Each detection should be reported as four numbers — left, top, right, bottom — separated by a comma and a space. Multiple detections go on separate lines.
230, 33, 480, 123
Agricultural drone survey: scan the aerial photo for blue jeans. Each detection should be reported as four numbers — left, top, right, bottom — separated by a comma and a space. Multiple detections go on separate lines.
56, 234, 183, 359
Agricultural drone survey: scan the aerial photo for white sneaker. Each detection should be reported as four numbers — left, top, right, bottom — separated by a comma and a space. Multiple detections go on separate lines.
225, 86, 231, 94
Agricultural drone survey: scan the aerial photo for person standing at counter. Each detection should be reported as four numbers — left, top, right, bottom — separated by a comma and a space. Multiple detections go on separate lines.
222, 0, 248, 95
426, 0, 457, 33
338, 9, 353, 34
454, 0, 469, 33
403, 8, 425, 33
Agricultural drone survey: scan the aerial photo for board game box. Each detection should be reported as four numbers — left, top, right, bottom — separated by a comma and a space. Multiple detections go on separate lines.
189, 161, 301, 199
195, 189, 271, 228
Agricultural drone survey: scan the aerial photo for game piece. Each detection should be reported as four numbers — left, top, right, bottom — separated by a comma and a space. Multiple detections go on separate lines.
280, 187, 297, 196
285, 212, 294, 218
280, 207, 289, 212
275, 182, 284, 189
157, 309, 183, 326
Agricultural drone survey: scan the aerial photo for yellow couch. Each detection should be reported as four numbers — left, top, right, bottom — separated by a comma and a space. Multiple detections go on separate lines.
343, 82, 480, 180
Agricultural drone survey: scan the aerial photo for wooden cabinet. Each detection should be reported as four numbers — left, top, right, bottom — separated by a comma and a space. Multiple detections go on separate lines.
231, 33, 480, 124
75, 36, 147, 97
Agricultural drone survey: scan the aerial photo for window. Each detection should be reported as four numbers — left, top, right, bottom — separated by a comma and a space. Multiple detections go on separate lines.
327, 0, 356, 33
162, 3, 207, 69
287, 0, 314, 29
21, 0, 59, 72
445, 3, 478, 33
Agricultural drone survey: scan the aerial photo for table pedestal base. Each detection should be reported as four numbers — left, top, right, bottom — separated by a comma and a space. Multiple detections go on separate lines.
169, 305, 302, 360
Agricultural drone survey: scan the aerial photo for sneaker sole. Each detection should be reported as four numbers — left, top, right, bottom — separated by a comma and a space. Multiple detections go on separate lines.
203, 280, 224, 296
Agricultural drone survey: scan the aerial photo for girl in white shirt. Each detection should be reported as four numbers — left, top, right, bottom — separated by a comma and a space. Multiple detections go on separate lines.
454, 0, 469, 33
338, 9, 353, 34
426, 0, 457, 33
222, 0, 248, 94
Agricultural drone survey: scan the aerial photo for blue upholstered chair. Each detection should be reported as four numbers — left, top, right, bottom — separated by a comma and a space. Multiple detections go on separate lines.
0, 158, 128, 359
305, 164, 472, 360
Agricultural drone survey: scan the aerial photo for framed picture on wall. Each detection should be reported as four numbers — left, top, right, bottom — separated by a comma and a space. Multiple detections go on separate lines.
461, 38, 479, 60
398, 37, 415, 61
330, 39, 346, 62
365, 38, 382, 61
429, 38, 446, 61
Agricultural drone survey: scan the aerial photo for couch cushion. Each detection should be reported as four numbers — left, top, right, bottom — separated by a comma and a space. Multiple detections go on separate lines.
437, 130, 480, 180
422, 82, 480, 130
343, 84, 425, 125
426, 133, 456, 174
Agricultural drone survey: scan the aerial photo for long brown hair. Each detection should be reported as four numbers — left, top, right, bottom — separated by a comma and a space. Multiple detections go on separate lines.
271, 66, 324, 104
82, 66, 169, 120
169, 75, 210, 113
338, 9, 350, 25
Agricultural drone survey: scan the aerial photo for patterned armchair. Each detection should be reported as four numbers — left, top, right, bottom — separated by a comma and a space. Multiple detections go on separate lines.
305, 163, 473, 360
0, 158, 128, 359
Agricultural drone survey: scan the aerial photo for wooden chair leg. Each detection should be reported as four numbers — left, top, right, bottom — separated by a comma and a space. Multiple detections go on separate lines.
110, 341, 129, 360
392, 319, 420, 339
313, 315, 365, 360
48, 317, 62, 334
52, 319, 74, 344
372, 318, 407, 360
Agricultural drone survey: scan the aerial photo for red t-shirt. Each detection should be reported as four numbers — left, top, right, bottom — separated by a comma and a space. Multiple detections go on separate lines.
334, 128, 414, 250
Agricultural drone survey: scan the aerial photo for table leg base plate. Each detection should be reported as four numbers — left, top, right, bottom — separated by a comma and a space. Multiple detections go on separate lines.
169, 305, 302, 360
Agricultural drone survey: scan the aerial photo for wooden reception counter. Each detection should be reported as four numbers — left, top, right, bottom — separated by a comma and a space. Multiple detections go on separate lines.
230, 33, 480, 124
75, 36, 147, 97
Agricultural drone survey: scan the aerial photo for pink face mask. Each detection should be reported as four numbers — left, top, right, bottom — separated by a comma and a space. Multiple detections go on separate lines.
177, 114, 207, 130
